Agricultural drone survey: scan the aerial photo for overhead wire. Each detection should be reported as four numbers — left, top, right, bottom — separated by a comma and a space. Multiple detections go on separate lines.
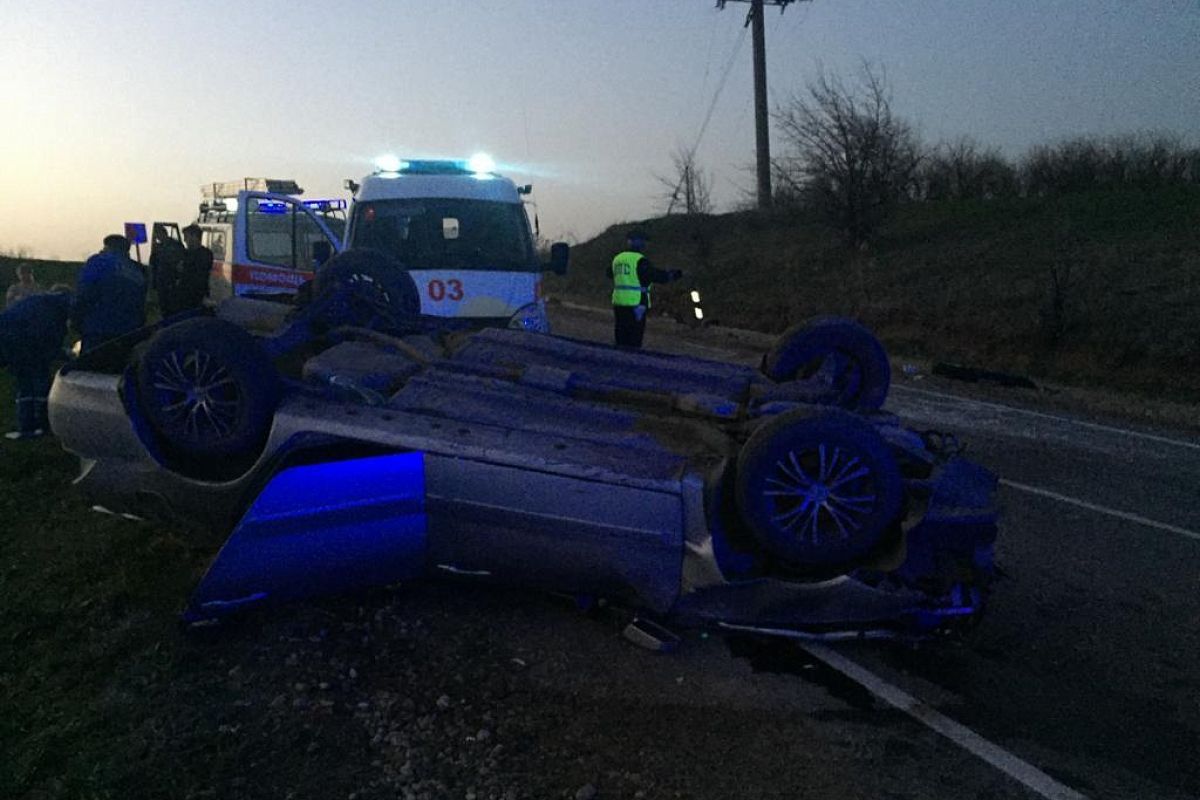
668, 21, 750, 213
696, 10, 720, 109
691, 23, 744, 165
691, 23, 749, 161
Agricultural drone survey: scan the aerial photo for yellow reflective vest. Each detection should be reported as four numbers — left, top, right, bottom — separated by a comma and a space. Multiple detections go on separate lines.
611, 251, 650, 308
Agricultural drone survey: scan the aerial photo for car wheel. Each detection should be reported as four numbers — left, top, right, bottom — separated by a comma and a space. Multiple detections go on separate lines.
135, 318, 279, 468
735, 407, 903, 571
314, 248, 421, 333
761, 317, 890, 411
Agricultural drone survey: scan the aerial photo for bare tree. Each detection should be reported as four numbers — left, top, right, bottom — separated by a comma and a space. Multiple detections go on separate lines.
0, 245, 33, 259
656, 146, 714, 216
773, 64, 923, 246
1022, 133, 1200, 196
920, 136, 1018, 201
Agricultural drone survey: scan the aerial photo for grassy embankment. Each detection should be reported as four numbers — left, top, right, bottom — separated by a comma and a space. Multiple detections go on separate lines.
0, 406, 404, 798
0, 420, 218, 797
0, 258, 277, 797
546, 186, 1200, 402
0, 258, 214, 794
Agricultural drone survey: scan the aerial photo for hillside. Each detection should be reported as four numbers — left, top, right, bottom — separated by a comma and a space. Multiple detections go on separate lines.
546, 187, 1200, 401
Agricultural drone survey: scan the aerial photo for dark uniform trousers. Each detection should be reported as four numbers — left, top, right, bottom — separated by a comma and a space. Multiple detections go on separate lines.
613, 305, 647, 348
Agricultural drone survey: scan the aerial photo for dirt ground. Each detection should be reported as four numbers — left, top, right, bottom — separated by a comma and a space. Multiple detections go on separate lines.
89, 582, 1033, 800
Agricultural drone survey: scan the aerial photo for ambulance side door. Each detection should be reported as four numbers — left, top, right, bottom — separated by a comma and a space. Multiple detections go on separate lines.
233, 192, 342, 296
203, 225, 233, 303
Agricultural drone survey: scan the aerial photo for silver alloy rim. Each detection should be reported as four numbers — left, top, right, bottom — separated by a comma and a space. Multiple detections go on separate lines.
151, 349, 240, 441
763, 444, 877, 544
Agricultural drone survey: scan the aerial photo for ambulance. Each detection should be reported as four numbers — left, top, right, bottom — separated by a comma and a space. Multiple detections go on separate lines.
151, 155, 568, 333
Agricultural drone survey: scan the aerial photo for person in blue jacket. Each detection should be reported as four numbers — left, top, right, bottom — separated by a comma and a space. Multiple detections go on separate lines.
72, 234, 147, 352
0, 286, 73, 439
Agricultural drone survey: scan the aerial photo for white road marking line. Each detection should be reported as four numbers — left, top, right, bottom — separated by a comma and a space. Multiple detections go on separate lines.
1000, 479, 1200, 542
891, 384, 1200, 451
801, 643, 1090, 800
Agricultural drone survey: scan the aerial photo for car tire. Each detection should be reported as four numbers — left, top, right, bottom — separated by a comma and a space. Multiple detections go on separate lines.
314, 248, 421, 333
761, 317, 890, 411
134, 317, 279, 469
735, 407, 903, 571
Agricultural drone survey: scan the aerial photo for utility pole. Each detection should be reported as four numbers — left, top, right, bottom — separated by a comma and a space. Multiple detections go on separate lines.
717, 0, 808, 211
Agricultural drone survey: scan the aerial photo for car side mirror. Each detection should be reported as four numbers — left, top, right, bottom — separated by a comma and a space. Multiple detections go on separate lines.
547, 242, 570, 276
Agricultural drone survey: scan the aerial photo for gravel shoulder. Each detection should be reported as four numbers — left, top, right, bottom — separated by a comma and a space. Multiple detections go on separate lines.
130, 583, 1041, 800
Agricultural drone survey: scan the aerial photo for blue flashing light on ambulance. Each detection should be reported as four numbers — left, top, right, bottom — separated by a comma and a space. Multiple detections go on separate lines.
151, 155, 569, 333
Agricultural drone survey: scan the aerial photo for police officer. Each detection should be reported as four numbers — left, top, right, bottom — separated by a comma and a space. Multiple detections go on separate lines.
72, 234, 147, 352
608, 229, 682, 348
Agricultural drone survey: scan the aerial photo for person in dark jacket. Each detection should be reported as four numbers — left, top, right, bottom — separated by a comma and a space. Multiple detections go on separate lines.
72, 234, 147, 351
159, 225, 212, 317
0, 286, 73, 439
607, 229, 682, 348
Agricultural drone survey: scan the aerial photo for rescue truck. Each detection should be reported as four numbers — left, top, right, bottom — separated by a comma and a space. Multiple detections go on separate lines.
151, 155, 568, 332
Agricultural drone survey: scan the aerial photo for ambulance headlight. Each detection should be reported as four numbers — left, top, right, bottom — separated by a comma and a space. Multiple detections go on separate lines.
507, 302, 550, 334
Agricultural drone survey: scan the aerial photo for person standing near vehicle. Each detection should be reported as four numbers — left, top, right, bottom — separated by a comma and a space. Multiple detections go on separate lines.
0, 285, 73, 439
72, 234, 147, 352
5, 262, 41, 308
159, 225, 212, 318
607, 229, 682, 348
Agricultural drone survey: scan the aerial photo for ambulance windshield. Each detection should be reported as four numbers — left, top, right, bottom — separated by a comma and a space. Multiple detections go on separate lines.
350, 199, 537, 271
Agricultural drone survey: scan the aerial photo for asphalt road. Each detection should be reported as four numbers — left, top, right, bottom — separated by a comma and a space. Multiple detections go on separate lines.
547, 304, 1200, 800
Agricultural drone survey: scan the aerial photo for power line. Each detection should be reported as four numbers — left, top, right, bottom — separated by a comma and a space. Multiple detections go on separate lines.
668, 24, 749, 214
697, 10, 720, 103
691, 25, 749, 161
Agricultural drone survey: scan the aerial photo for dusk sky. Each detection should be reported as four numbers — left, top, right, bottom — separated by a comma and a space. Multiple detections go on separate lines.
1, 1, 1197, 261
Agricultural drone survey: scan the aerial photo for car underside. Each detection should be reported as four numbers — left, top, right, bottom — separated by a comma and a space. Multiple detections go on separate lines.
49, 249, 999, 640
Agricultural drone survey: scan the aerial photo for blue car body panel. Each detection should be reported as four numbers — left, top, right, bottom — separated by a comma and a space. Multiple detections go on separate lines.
185, 452, 427, 621
423, 455, 686, 614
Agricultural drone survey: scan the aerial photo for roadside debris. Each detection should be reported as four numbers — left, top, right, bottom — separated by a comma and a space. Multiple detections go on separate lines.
932, 362, 1038, 389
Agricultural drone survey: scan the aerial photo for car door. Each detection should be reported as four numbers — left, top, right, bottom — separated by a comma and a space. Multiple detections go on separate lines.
233, 192, 343, 297
183, 451, 428, 623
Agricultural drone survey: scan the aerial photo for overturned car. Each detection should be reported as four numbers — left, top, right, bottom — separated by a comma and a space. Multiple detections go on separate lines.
49, 252, 999, 639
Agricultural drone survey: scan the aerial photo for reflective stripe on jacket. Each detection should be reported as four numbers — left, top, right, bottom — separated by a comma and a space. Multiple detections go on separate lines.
611, 251, 650, 308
